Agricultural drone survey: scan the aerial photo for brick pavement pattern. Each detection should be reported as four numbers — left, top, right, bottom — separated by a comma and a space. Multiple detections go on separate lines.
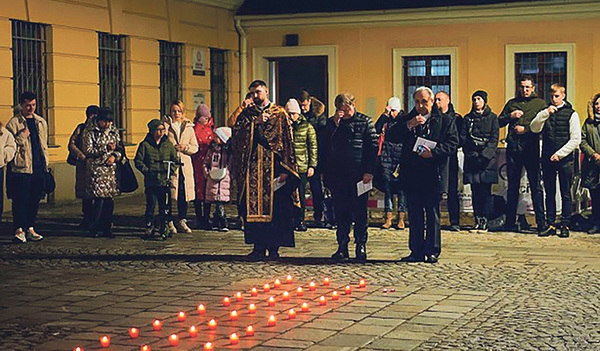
1, 195, 600, 350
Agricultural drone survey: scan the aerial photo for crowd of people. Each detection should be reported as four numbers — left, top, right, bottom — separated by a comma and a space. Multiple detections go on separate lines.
3, 75, 600, 263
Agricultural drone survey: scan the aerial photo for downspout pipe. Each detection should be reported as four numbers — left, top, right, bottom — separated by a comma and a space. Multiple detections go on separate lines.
235, 18, 248, 101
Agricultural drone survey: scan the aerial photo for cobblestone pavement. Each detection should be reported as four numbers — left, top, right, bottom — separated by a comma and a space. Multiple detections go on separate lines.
1, 195, 600, 350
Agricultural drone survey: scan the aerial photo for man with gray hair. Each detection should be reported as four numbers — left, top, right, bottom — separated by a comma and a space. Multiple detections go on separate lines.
390, 86, 458, 263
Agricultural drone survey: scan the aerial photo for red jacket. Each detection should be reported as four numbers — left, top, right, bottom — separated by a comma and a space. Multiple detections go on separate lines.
192, 118, 214, 200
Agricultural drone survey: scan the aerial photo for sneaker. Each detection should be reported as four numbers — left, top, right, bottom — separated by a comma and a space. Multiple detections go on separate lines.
177, 219, 192, 234
449, 224, 461, 232
538, 225, 555, 237
296, 222, 308, 232
167, 221, 178, 235
558, 225, 570, 238
144, 225, 154, 236
470, 218, 481, 233
14, 228, 26, 243
478, 218, 489, 233
26, 227, 44, 241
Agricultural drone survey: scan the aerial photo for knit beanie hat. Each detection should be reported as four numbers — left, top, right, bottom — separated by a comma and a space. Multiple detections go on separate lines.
215, 127, 232, 143
387, 97, 401, 112
148, 119, 163, 132
285, 98, 301, 114
472, 90, 488, 104
196, 104, 211, 119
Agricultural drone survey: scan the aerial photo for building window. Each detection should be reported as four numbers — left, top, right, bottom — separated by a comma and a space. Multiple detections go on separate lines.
515, 51, 567, 101
403, 55, 451, 111
210, 48, 228, 126
98, 32, 125, 132
12, 20, 48, 118
159, 41, 182, 117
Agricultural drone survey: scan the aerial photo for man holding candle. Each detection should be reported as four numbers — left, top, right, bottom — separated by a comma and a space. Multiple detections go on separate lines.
232, 80, 300, 261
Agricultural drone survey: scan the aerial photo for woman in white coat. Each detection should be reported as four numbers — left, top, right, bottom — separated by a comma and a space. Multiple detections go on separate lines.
164, 99, 199, 233
0, 119, 17, 223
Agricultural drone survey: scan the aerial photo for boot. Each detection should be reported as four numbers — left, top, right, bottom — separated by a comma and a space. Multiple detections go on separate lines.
470, 217, 481, 233
331, 244, 349, 261
478, 217, 489, 233
381, 212, 393, 229
396, 212, 406, 230
355, 243, 367, 262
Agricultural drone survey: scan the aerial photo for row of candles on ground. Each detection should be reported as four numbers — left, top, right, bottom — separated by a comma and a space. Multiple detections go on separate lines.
74, 276, 367, 350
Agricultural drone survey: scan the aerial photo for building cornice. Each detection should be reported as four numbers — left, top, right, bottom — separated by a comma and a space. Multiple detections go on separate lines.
236, 1, 600, 31
182, 0, 243, 11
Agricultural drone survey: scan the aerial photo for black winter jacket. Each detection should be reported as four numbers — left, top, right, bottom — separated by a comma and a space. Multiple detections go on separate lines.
460, 106, 499, 185
376, 113, 404, 182
322, 112, 378, 191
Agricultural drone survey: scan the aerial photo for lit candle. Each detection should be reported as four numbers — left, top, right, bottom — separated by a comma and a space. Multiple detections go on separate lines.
390, 288, 396, 293
235, 292, 244, 302
274, 279, 282, 288
248, 303, 257, 314
332, 291, 339, 300
129, 327, 139, 338
208, 319, 217, 330
168, 334, 179, 346
286, 275, 293, 284
100, 336, 110, 348
177, 311, 186, 322
263, 283, 271, 293
246, 325, 255, 336
297, 287, 304, 296
197, 304, 206, 314
268, 315, 277, 326
383, 288, 388, 293
344, 285, 352, 295
359, 279, 367, 288
268, 296, 275, 306
282, 291, 290, 301
223, 297, 231, 306
230, 332, 239, 344
301, 302, 309, 312
152, 319, 162, 330
203, 342, 214, 350
319, 296, 327, 306
73, 347, 84, 351
309, 281, 316, 291
251, 287, 258, 297
140, 345, 151, 351
189, 325, 198, 337
288, 308, 296, 319
323, 277, 330, 286
230, 310, 238, 321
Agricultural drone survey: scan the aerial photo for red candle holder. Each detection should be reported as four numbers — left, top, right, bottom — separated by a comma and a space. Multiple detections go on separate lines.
248, 303, 257, 314
286, 275, 293, 284
235, 292, 244, 302
359, 279, 367, 288
268, 296, 276, 306
230, 332, 239, 344
230, 310, 239, 321
309, 281, 316, 291
73, 347, 84, 351
268, 315, 277, 326
100, 336, 110, 348
208, 319, 217, 330
223, 297, 231, 306
301, 302, 310, 312
251, 287, 258, 296
140, 345, 151, 351
274, 279, 282, 288
246, 325, 255, 336
152, 319, 162, 330
197, 304, 206, 314
288, 308, 297, 319
129, 327, 139, 338
344, 285, 352, 295
203, 342, 214, 350
189, 325, 198, 338
177, 311, 186, 322
383, 288, 388, 293
263, 283, 271, 293
297, 287, 304, 296
323, 277, 330, 286
282, 291, 290, 301
319, 296, 327, 306
332, 291, 340, 300
168, 334, 179, 346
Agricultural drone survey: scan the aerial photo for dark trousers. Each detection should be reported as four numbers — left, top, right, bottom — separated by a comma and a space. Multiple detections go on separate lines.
177, 172, 188, 220
406, 191, 441, 257
308, 173, 325, 221
298, 173, 309, 224
194, 199, 209, 221
10, 173, 43, 231
506, 150, 545, 227
0, 167, 4, 222
90, 198, 114, 233
332, 185, 369, 246
590, 187, 600, 226
81, 199, 93, 224
471, 183, 492, 219
145, 186, 170, 226
447, 152, 460, 225
542, 160, 574, 226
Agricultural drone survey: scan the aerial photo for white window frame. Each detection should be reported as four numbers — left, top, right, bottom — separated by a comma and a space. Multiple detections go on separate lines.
505, 43, 575, 105
392, 47, 458, 109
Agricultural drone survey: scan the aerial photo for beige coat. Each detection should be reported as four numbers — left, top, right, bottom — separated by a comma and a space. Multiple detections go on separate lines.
0, 126, 17, 168
5, 113, 49, 174
164, 116, 199, 201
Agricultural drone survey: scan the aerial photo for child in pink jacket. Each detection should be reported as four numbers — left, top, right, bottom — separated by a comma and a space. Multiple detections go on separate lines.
204, 127, 232, 232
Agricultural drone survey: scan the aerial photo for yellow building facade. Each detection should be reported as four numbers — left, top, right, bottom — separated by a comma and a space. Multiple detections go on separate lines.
0, 0, 241, 203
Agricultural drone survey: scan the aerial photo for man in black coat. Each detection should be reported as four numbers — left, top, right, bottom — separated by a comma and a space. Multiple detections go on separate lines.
391, 86, 458, 263
322, 92, 378, 262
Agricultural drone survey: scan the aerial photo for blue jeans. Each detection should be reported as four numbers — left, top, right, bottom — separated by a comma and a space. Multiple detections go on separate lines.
383, 180, 406, 213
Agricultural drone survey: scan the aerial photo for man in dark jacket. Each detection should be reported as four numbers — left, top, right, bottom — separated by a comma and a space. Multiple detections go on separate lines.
391, 86, 458, 263
322, 92, 378, 262
530, 83, 581, 238
298, 90, 328, 227
435, 91, 462, 231
498, 76, 547, 233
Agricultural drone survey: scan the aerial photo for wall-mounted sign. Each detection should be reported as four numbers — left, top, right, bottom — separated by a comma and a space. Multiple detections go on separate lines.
193, 91, 206, 111
192, 48, 206, 76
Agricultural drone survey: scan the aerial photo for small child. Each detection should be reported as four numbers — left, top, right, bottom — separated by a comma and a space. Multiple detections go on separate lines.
204, 127, 232, 232
134, 119, 179, 238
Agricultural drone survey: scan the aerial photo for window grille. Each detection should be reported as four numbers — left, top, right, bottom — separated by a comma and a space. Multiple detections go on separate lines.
159, 41, 182, 117
403, 55, 451, 112
210, 48, 228, 126
515, 52, 567, 101
12, 20, 48, 118
98, 32, 125, 133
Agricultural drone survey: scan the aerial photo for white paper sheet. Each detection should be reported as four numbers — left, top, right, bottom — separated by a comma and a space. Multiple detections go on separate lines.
412, 136, 438, 153
357, 180, 373, 197
273, 177, 286, 192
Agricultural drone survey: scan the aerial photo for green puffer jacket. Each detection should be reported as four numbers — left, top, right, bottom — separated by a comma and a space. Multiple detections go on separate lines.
134, 133, 180, 187
292, 114, 318, 174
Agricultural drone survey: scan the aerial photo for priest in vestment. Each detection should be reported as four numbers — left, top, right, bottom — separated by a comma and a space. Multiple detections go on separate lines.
232, 80, 300, 260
